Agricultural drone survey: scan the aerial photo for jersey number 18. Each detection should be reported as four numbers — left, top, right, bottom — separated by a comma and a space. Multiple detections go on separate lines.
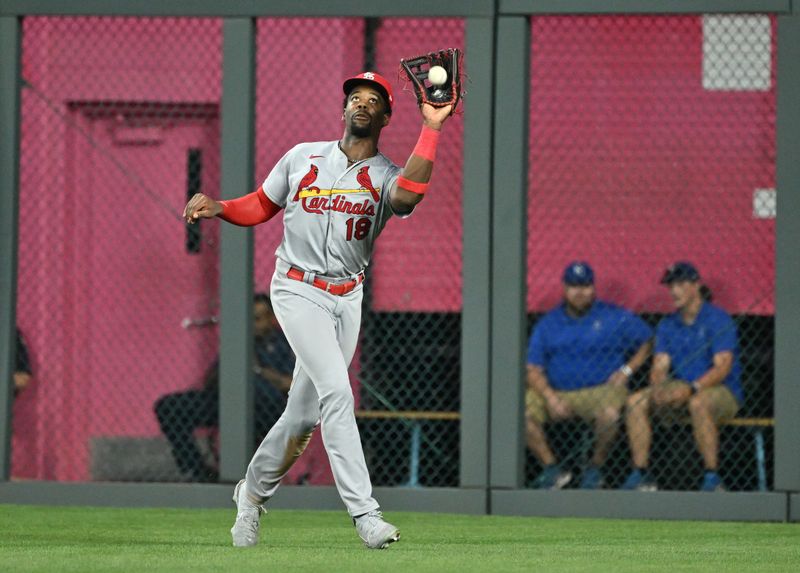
345, 217, 372, 241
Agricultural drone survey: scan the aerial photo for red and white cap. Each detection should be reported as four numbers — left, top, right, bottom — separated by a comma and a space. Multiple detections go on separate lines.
342, 72, 394, 110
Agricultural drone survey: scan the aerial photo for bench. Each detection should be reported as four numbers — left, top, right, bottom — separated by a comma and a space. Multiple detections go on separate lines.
666, 417, 773, 491
355, 410, 460, 487
559, 416, 774, 491
91, 414, 771, 489
354, 412, 773, 490
718, 417, 774, 492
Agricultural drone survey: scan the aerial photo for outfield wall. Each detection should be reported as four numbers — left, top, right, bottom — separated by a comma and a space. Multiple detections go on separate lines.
1, 0, 798, 522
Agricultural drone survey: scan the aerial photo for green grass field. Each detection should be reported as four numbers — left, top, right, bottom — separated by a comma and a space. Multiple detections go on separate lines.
1, 505, 798, 572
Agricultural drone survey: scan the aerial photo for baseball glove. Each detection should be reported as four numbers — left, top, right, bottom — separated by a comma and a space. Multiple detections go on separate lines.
400, 48, 463, 114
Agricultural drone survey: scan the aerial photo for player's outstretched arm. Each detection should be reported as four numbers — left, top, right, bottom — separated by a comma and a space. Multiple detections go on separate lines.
388, 103, 452, 214
184, 192, 223, 223
183, 190, 282, 227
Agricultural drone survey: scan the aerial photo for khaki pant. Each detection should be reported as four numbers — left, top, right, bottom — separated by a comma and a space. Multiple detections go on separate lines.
640, 381, 739, 423
526, 384, 628, 424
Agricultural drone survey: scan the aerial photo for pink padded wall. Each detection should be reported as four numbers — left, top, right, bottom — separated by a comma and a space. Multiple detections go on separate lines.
527, 16, 775, 315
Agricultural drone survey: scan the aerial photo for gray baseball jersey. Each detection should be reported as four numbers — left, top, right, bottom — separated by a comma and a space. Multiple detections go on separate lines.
241, 140, 408, 518
262, 141, 405, 278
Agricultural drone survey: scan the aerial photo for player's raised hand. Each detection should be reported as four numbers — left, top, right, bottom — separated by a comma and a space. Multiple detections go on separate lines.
183, 193, 222, 224
421, 102, 453, 130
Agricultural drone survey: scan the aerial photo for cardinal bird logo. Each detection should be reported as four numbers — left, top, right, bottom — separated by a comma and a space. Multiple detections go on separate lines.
356, 166, 380, 202
293, 164, 319, 202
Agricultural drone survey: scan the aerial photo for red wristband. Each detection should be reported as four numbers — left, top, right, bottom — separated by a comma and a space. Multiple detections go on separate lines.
397, 176, 429, 195
413, 125, 440, 162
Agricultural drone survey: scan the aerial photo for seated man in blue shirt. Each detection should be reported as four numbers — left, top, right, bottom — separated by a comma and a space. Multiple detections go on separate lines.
526, 262, 653, 489
622, 262, 743, 492
154, 293, 295, 482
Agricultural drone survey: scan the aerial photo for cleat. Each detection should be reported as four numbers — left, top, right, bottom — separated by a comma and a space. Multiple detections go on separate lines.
353, 510, 400, 549
230, 479, 264, 547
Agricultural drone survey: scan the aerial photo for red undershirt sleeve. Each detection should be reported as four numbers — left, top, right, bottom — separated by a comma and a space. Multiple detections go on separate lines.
218, 189, 282, 227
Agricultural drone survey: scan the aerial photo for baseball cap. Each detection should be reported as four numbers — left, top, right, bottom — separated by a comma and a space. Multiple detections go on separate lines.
563, 261, 595, 286
342, 72, 394, 111
660, 261, 700, 284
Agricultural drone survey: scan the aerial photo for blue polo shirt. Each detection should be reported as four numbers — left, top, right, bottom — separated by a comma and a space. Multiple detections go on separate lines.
654, 303, 743, 404
527, 301, 653, 391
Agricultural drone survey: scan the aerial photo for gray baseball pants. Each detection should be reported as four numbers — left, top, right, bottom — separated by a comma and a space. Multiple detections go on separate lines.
244, 258, 379, 517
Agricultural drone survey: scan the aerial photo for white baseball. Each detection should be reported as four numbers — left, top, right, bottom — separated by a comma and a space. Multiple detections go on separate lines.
428, 65, 447, 86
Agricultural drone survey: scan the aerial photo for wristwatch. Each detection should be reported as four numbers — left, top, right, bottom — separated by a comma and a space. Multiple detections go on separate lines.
619, 364, 633, 378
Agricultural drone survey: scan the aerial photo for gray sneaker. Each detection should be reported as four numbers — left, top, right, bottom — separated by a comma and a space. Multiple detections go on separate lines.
530, 464, 573, 490
230, 479, 264, 547
353, 510, 400, 549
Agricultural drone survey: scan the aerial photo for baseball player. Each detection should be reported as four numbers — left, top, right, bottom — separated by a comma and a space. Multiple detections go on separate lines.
183, 71, 453, 549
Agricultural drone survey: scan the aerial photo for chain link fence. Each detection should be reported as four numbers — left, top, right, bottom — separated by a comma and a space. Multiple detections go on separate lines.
11, 12, 775, 494
524, 15, 775, 492
252, 17, 465, 488
14, 16, 223, 482
12, 15, 465, 488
